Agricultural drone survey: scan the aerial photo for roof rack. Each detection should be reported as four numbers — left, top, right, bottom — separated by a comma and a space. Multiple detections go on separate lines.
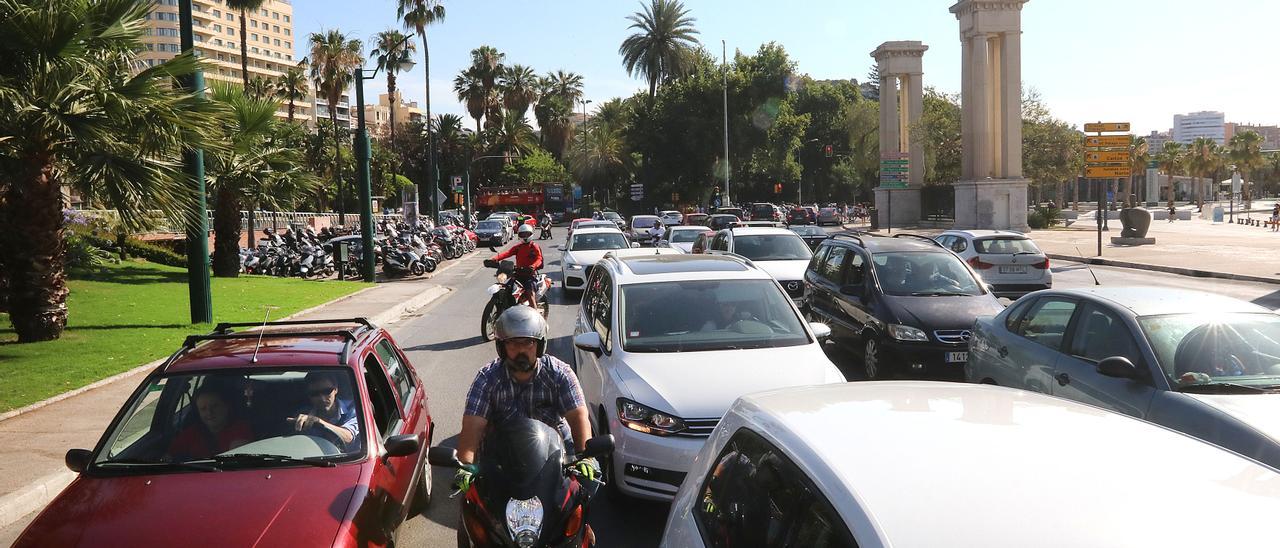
892, 233, 946, 249
169, 319, 375, 369
212, 318, 374, 334
829, 233, 865, 247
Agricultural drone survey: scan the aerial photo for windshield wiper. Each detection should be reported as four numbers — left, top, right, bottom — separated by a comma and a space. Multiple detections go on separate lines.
207, 453, 336, 468
97, 458, 221, 472
1176, 381, 1275, 394
911, 291, 971, 297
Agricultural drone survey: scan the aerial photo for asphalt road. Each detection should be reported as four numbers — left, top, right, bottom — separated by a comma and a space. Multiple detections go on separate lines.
4, 226, 1279, 546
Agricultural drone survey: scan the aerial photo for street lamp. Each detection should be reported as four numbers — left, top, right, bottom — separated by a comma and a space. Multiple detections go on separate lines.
178, 0, 211, 323
1229, 163, 1238, 223
354, 35, 416, 282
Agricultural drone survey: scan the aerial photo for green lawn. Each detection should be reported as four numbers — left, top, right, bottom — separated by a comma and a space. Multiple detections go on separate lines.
0, 260, 368, 412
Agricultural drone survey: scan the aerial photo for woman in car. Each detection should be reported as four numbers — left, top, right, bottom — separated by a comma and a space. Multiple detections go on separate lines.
168, 385, 254, 460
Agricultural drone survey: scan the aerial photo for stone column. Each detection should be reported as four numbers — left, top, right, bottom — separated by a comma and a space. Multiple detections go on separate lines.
880, 76, 899, 158
969, 34, 990, 180
871, 41, 929, 229
960, 36, 973, 180
999, 31, 1023, 178
905, 73, 925, 186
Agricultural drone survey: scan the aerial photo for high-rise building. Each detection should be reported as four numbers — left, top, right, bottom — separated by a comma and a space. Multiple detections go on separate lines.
139, 0, 312, 125
1144, 130, 1172, 154
1172, 111, 1225, 145
1225, 123, 1280, 150
363, 92, 426, 139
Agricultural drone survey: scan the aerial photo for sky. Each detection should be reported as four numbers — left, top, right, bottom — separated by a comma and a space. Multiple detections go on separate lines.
294, 0, 1280, 136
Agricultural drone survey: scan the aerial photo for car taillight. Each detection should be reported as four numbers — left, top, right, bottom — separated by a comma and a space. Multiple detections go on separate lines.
1032, 257, 1049, 269
968, 256, 994, 270
564, 504, 584, 537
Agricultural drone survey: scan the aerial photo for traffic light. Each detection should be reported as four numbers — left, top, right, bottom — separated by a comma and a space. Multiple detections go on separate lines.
824, 144, 833, 158
773, 183, 783, 194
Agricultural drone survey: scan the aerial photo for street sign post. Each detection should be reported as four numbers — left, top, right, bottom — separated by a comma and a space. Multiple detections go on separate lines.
1083, 121, 1132, 256
1084, 122, 1130, 133
451, 175, 463, 191
1084, 135, 1132, 148
1085, 151, 1131, 163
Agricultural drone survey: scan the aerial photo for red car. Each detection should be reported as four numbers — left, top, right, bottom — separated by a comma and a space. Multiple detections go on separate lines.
15, 318, 433, 547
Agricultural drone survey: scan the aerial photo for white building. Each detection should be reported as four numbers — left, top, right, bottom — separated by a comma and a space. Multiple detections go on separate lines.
1145, 130, 1171, 153
1172, 111, 1225, 145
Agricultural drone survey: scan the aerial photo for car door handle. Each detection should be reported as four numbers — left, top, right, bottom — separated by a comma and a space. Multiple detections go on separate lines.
998, 346, 1008, 358
1055, 373, 1070, 386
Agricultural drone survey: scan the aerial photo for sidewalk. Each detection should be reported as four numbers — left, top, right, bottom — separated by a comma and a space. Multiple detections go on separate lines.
0, 258, 467, 530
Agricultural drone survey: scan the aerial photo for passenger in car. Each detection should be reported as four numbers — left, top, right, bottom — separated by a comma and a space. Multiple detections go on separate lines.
168, 386, 254, 460
289, 372, 360, 449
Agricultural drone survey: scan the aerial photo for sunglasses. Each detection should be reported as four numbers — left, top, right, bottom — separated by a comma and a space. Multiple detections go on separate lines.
308, 386, 336, 397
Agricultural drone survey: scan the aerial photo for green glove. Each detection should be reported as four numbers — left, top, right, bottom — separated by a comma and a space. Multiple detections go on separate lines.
572, 457, 601, 482
452, 466, 476, 494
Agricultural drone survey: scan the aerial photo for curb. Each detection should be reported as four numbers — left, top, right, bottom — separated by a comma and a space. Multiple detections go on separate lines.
0, 472, 74, 530
1047, 254, 1280, 286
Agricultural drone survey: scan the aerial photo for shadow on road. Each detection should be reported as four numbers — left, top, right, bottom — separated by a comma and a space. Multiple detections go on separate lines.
403, 335, 486, 353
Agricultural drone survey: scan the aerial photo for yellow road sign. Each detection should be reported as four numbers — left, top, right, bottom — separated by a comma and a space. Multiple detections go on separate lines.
1084, 135, 1132, 148
1084, 122, 1130, 132
1086, 151, 1131, 164
1086, 165, 1131, 178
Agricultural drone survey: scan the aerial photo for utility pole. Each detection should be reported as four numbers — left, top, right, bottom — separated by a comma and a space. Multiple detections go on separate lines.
722, 39, 731, 207
179, 0, 211, 323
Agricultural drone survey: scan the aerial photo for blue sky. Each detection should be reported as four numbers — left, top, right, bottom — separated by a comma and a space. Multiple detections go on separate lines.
294, 0, 1279, 135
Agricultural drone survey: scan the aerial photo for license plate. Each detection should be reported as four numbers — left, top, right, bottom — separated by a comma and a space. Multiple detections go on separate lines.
946, 352, 968, 363
998, 265, 1027, 274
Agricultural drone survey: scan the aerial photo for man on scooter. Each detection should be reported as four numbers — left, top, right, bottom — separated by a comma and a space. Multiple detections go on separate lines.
454, 307, 599, 493
486, 224, 543, 308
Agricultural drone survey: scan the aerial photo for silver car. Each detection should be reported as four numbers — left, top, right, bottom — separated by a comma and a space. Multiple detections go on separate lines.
935, 230, 1051, 299
967, 287, 1280, 469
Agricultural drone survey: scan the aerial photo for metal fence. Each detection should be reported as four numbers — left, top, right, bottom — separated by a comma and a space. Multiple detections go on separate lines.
920, 185, 955, 222
75, 209, 404, 235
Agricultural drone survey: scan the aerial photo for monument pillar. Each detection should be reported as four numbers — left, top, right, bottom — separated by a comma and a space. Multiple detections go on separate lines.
871, 41, 928, 229
951, 0, 1031, 231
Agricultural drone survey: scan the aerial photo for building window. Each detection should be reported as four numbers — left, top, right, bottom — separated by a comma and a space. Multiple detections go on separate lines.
226, 13, 233, 21
213, 23, 221, 31
284, 29, 291, 36
251, 20, 257, 28
213, 9, 220, 17
284, 15, 290, 22
284, 41, 290, 48
273, 25, 280, 33
285, 54, 292, 61
251, 47, 259, 54
274, 39, 280, 46
251, 33, 258, 41
156, 28, 179, 37
273, 11, 279, 19
154, 12, 177, 21
227, 28, 234, 36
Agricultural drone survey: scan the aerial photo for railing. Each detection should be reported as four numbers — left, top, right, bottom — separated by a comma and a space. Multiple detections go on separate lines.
920, 185, 955, 222
74, 209, 403, 235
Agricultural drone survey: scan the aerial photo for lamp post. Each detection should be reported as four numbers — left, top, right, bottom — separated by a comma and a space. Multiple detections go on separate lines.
354, 35, 416, 282
1229, 164, 1238, 223
179, 0, 211, 323
722, 39, 731, 208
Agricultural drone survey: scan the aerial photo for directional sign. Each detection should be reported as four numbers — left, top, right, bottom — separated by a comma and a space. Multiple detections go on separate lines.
1085, 165, 1131, 178
881, 159, 909, 165
1086, 151, 1131, 164
879, 180, 909, 190
1084, 135, 1132, 148
880, 166, 909, 173
1084, 122, 1130, 133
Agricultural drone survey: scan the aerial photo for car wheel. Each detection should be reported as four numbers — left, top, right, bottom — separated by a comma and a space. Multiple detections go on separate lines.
863, 337, 884, 380
409, 454, 432, 515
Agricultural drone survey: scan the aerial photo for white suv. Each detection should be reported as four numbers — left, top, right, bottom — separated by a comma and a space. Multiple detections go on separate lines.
560, 227, 634, 293
572, 253, 842, 501
934, 230, 1052, 298
705, 227, 813, 302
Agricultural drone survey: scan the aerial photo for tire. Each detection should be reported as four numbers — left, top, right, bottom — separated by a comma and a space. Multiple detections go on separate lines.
409, 454, 432, 516
480, 300, 499, 341
863, 336, 885, 381
422, 258, 437, 273
410, 262, 426, 276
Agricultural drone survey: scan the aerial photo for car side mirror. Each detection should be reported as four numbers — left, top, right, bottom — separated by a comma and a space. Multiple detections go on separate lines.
427, 446, 463, 469
580, 435, 615, 460
1097, 356, 1141, 379
384, 434, 420, 458
658, 240, 670, 247
630, 242, 641, 248
574, 332, 604, 355
809, 322, 832, 340
65, 448, 92, 473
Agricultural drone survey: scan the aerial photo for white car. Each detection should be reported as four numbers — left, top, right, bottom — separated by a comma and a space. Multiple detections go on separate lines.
661, 226, 713, 253
658, 210, 684, 226
572, 253, 842, 501
628, 215, 663, 243
663, 382, 1280, 547
935, 229, 1051, 299
560, 227, 634, 293
706, 227, 813, 302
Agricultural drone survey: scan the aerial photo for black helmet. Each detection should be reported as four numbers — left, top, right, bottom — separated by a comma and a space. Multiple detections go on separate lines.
494, 305, 548, 358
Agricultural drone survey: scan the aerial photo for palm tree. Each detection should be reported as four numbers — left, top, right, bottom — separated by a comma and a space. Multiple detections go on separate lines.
1228, 130, 1264, 207
433, 114, 468, 181
224, 0, 266, 93
454, 67, 487, 133
468, 46, 506, 129
277, 64, 309, 123
245, 75, 276, 100
569, 122, 634, 194
499, 64, 539, 120
591, 98, 629, 130
545, 70, 585, 105
1156, 141, 1186, 204
486, 110, 536, 161
1125, 137, 1149, 207
397, 0, 445, 217
308, 30, 362, 222
535, 94, 575, 160
370, 29, 416, 140
1187, 137, 1219, 209
618, 0, 701, 98
0, 0, 224, 341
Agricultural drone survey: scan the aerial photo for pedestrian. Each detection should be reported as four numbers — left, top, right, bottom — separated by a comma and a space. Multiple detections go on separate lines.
1168, 201, 1177, 223
1271, 203, 1279, 232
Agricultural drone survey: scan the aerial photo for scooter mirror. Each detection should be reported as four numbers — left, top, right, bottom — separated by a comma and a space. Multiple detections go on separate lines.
428, 446, 463, 469
580, 435, 615, 460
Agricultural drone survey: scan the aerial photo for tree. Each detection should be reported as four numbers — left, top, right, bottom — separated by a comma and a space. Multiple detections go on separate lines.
569, 121, 634, 197
910, 88, 961, 185
1228, 130, 1264, 207
1126, 137, 1150, 206
619, 0, 701, 98
308, 29, 362, 219
1187, 137, 1220, 208
499, 64, 539, 120
499, 148, 571, 185
0, 0, 225, 341
535, 94, 575, 160
245, 75, 276, 100
224, 0, 266, 93
545, 70, 585, 105
398, 0, 446, 218
277, 64, 309, 123
467, 45, 505, 129
454, 67, 487, 133
371, 30, 416, 147
486, 109, 537, 161
1155, 141, 1186, 204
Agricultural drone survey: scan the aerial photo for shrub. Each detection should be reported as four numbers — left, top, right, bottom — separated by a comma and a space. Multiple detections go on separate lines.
65, 231, 116, 268
1027, 205, 1061, 229
80, 233, 186, 267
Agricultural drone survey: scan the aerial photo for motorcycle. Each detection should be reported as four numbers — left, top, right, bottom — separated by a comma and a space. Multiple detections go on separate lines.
480, 259, 550, 341
383, 241, 426, 277
538, 223, 552, 240
428, 420, 613, 548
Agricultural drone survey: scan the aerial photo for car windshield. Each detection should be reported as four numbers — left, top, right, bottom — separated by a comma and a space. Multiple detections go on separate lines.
669, 229, 706, 243
477, 221, 501, 230
632, 217, 658, 228
93, 368, 365, 472
603, 212, 622, 220
621, 280, 809, 352
872, 251, 984, 296
1138, 313, 1280, 387
733, 234, 812, 261
790, 226, 825, 236
752, 205, 773, 216
570, 232, 629, 251
975, 237, 1041, 254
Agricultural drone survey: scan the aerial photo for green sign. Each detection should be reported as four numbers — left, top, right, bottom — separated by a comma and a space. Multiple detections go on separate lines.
879, 180, 909, 189
880, 167, 909, 173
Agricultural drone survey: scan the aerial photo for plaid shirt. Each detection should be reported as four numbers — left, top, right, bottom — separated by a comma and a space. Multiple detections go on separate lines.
464, 355, 586, 429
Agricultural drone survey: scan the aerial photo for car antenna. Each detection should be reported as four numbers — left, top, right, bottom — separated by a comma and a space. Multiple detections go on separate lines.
250, 306, 280, 363
1073, 246, 1101, 286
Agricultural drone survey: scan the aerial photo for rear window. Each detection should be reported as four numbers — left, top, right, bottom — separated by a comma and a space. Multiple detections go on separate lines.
670, 229, 706, 243
632, 217, 658, 228
477, 221, 501, 230
975, 238, 1040, 254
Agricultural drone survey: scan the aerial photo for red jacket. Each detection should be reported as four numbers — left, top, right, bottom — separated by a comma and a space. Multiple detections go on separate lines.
493, 241, 543, 270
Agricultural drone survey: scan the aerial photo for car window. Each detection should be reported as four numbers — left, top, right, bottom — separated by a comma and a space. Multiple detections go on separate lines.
570, 232, 629, 251
1004, 297, 1036, 333
808, 244, 831, 273
1017, 297, 1078, 351
1138, 312, 1280, 384
819, 246, 849, 283
632, 217, 657, 228
375, 339, 414, 408
846, 253, 865, 285
1068, 303, 1143, 365
620, 280, 809, 352
587, 269, 613, 352
694, 428, 858, 548
670, 229, 705, 243
692, 233, 709, 254
363, 354, 402, 439
871, 251, 983, 296
732, 235, 812, 261
712, 233, 729, 251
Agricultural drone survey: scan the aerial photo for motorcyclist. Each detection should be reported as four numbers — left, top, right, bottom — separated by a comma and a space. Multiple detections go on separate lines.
454, 307, 598, 493
488, 224, 543, 308
646, 221, 666, 245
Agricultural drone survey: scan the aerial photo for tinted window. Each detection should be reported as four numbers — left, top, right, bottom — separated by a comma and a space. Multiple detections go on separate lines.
364, 355, 401, 438
670, 229, 706, 243
1069, 303, 1143, 365
476, 220, 502, 230
1138, 312, 1280, 384
570, 232, 629, 251
620, 280, 809, 352
733, 235, 813, 261
1004, 297, 1035, 333
819, 247, 849, 282
975, 237, 1040, 254
588, 270, 613, 352
1017, 297, 1078, 351
694, 428, 858, 548
632, 217, 658, 228
871, 251, 983, 296
808, 244, 831, 274
712, 233, 729, 251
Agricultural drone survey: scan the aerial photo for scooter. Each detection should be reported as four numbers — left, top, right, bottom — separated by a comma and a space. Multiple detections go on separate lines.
428, 420, 613, 548
480, 259, 550, 341
538, 223, 552, 240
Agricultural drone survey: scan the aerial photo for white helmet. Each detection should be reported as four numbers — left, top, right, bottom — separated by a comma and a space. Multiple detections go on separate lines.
517, 224, 534, 241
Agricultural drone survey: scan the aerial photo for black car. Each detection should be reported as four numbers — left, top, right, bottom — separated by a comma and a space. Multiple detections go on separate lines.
789, 225, 828, 250
472, 219, 508, 246
788, 207, 815, 225
707, 214, 740, 231
803, 232, 1004, 380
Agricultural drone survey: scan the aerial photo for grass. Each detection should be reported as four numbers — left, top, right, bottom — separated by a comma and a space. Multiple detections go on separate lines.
0, 260, 368, 412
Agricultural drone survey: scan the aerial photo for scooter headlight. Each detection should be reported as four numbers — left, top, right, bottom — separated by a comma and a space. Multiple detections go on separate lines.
505, 497, 543, 547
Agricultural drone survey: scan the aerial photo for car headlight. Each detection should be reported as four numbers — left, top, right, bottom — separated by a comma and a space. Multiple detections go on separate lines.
617, 398, 686, 436
888, 324, 929, 342
505, 497, 543, 547
566, 263, 584, 271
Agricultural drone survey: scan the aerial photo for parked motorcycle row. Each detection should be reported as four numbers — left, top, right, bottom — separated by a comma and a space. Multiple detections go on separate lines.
238, 222, 478, 279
